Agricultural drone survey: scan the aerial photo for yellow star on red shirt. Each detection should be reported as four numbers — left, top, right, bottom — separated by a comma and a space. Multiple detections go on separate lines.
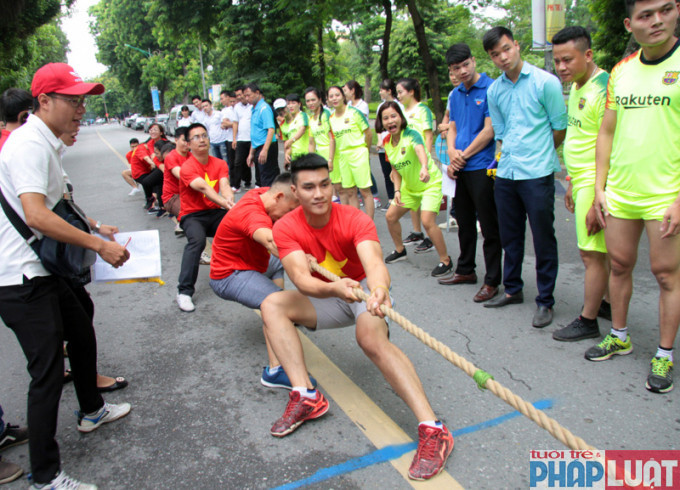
318, 250, 347, 277
203, 172, 218, 198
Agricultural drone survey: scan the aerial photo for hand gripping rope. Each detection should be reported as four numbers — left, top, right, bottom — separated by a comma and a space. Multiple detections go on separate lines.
310, 260, 597, 452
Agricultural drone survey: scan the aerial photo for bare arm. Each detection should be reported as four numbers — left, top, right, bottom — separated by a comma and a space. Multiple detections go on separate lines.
21, 193, 129, 267
364, 128, 372, 150
424, 129, 433, 154
593, 109, 617, 227
553, 129, 566, 149
357, 240, 392, 317
252, 228, 279, 257
281, 250, 360, 301
189, 177, 234, 209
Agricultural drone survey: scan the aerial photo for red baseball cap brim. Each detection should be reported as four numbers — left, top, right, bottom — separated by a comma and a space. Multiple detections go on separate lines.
31, 63, 105, 97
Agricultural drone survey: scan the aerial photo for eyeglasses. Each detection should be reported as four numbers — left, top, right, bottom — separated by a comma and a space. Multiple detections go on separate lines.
189, 133, 209, 142
49, 94, 87, 108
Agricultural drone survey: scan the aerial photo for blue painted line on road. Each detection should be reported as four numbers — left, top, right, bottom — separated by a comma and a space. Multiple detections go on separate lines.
271, 398, 555, 490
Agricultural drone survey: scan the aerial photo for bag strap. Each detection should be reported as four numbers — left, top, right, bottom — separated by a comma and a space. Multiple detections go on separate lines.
0, 187, 41, 256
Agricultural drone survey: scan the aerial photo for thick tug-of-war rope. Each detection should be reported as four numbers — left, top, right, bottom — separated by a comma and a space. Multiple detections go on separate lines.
310, 260, 597, 452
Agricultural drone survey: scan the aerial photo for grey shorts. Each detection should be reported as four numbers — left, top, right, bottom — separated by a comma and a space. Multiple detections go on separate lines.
210, 255, 284, 309
307, 279, 376, 330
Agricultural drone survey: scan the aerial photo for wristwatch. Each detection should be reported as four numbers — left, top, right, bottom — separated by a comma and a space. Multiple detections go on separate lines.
94, 221, 102, 233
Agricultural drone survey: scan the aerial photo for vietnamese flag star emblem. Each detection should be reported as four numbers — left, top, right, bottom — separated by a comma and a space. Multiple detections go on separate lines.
318, 250, 348, 277
203, 172, 218, 198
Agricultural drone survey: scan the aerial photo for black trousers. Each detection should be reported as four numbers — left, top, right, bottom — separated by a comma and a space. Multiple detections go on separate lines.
378, 152, 395, 200
253, 144, 280, 187
0, 275, 103, 483
495, 174, 558, 307
226, 141, 239, 188
178, 209, 227, 296
136, 168, 164, 204
453, 169, 502, 287
234, 141, 252, 186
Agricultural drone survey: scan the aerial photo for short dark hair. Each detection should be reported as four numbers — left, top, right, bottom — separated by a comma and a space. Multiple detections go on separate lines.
271, 172, 292, 187
129, 138, 139, 145
181, 105, 189, 112
624, 0, 643, 15
285, 93, 300, 103
446, 43, 473, 65
191, 95, 201, 101
344, 80, 363, 99
290, 153, 329, 184
397, 78, 421, 102
0, 88, 32, 123
379, 79, 397, 98
154, 139, 166, 151
483, 26, 514, 52
187, 123, 207, 139
235, 85, 245, 92
244, 82, 261, 94
174, 126, 188, 141
375, 100, 408, 134
552, 26, 591, 51
201, 98, 211, 105
161, 142, 175, 155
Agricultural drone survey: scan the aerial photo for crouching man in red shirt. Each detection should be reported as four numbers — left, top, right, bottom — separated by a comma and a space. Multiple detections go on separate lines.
261, 153, 454, 481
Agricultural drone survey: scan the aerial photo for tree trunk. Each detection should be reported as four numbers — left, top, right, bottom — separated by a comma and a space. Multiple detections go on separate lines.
316, 23, 326, 92
379, 0, 392, 81
405, 0, 444, 122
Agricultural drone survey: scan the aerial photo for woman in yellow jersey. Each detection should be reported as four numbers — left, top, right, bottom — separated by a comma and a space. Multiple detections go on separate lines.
304, 87, 337, 188
327, 85, 375, 219
282, 93, 310, 167
378, 101, 452, 278
396, 77, 436, 252
375, 79, 400, 205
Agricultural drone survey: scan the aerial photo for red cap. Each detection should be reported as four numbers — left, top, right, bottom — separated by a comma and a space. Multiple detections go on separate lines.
31, 63, 105, 97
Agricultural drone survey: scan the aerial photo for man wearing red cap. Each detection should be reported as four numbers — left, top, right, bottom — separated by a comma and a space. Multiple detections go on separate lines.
0, 63, 132, 490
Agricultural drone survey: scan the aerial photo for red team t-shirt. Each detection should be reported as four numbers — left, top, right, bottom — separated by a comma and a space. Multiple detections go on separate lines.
125, 150, 133, 164
129, 144, 151, 179
210, 187, 272, 280
162, 150, 190, 203
178, 154, 229, 220
273, 203, 379, 282
0, 129, 11, 151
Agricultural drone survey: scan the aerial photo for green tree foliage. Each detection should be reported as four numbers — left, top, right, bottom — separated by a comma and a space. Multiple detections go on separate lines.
0, 0, 72, 92
590, 0, 628, 70
85, 72, 135, 118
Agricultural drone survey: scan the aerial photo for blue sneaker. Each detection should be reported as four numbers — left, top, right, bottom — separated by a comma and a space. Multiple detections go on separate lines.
261, 366, 317, 390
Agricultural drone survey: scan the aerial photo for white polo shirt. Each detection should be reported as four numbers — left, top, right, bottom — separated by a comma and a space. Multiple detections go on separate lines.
0, 115, 67, 285
221, 106, 237, 141
233, 102, 252, 142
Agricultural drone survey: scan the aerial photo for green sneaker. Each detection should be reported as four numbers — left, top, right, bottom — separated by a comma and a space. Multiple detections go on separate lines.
584, 333, 633, 361
646, 357, 673, 393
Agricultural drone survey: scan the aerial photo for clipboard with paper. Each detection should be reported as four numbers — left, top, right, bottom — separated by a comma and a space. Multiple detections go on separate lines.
91, 230, 164, 284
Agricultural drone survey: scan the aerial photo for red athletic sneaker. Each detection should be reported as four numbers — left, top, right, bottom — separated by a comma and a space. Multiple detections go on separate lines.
408, 423, 455, 480
270, 390, 329, 437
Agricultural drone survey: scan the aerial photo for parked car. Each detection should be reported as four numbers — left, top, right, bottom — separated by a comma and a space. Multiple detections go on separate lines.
95, 117, 106, 125
133, 116, 147, 130
144, 114, 168, 132
166, 104, 197, 136
125, 114, 139, 127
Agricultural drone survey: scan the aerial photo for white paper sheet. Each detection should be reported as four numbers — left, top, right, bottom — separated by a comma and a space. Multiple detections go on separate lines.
91, 230, 162, 282
441, 171, 457, 198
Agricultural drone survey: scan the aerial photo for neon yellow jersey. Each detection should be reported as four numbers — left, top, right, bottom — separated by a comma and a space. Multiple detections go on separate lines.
309, 108, 332, 160
282, 111, 309, 158
564, 69, 608, 190
330, 106, 369, 170
605, 41, 680, 200
384, 127, 441, 194
404, 102, 434, 141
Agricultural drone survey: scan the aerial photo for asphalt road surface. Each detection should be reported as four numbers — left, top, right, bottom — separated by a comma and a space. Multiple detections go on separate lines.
0, 124, 676, 490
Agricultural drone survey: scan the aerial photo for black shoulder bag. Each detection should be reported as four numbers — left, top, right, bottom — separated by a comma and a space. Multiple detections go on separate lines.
0, 188, 96, 286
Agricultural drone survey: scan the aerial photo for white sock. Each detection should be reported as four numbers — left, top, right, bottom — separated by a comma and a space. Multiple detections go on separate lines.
656, 347, 674, 362
293, 387, 317, 399
610, 327, 628, 342
419, 420, 442, 429
267, 365, 281, 375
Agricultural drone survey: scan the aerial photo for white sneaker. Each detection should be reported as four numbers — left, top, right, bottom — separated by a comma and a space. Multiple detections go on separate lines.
373, 197, 381, 209
199, 252, 211, 265
438, 217, 458, 229
29, 470, 97, 489
128, 187, 141, 196
174, 222, 185, 237
76, 402, 131, 433
176, 293, 195, 312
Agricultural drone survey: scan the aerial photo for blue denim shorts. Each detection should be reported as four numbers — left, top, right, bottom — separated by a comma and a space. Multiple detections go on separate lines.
210, 255, 284, 309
